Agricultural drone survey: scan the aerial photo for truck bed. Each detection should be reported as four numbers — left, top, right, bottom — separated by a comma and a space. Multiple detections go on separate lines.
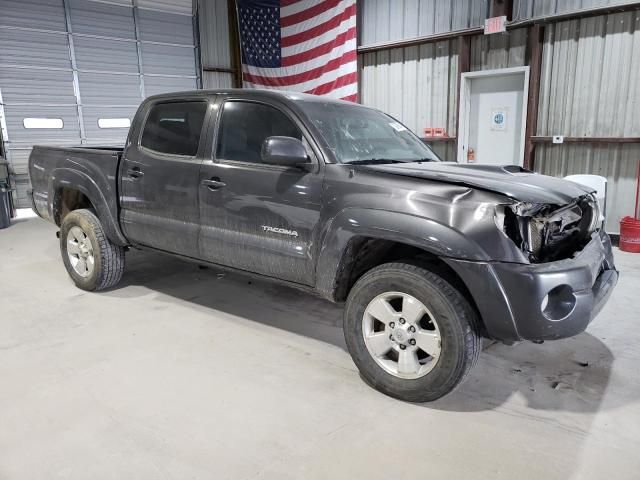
28, 145, 124, 242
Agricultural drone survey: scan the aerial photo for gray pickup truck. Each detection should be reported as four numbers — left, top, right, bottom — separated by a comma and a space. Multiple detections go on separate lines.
28, 89, 618, 402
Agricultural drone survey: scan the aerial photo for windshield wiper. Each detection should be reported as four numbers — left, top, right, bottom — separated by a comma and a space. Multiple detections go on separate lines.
343, 158, 412, 165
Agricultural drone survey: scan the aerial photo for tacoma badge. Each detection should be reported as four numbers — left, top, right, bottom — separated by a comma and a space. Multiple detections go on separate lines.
261, 226, 299, 237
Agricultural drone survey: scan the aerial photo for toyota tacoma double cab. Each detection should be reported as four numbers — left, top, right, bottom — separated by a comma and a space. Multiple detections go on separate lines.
28, 89, 618, 402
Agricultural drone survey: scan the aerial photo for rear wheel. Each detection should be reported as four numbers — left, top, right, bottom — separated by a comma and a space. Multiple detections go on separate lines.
344, 262, 481, 402
60, 209, 125, 291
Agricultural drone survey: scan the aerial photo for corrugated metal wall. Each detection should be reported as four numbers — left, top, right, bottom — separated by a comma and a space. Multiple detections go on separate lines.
199, 0, 236, 89
360, 27, 528, 161
0, 0, 198, 208
359, 3, 640, 232
360, 0, 490, 46
535, 10, 640, 231
361, 42, 458, 136
512, 0, 638, 19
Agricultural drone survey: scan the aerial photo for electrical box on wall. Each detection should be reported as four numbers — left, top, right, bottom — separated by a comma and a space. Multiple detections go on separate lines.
552, 135, 564, 144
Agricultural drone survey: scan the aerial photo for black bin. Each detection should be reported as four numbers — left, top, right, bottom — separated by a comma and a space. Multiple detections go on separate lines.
0, 181, 11, 229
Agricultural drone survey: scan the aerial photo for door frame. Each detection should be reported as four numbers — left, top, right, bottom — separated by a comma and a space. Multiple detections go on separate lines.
457, 66, 530, 166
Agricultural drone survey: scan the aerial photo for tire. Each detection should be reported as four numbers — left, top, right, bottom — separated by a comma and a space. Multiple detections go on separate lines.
344, 262, 481, 402
60, 209, 125, 291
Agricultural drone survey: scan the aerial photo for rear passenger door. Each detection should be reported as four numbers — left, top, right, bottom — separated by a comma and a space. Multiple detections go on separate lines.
198, 99, 324, 286
120, 99, 211, 257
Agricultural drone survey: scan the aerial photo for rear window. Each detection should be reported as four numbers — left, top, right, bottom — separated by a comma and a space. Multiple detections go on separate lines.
140, 101, 207, 156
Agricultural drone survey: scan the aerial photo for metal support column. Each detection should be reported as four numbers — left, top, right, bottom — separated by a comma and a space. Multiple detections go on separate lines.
524, 24, 544, 170
62, 0, 86, 143
132, 0, 146, 99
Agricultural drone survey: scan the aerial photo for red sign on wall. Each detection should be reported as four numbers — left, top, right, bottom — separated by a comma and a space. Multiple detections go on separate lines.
484, 16, 507, 35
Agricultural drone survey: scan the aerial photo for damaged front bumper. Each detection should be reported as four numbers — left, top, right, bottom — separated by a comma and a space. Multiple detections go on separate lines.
445, 230, 618, 342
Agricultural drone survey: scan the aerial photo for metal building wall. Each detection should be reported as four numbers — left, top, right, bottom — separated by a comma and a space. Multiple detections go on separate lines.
359, 4, 640, 232
0, 0, 198, 208
199, 0, 236, 89
535, 11, 640, 232
361, 41, 459, 160
360, 0, 490, 46
360, 27, 528, 161
512, 0, 638, 19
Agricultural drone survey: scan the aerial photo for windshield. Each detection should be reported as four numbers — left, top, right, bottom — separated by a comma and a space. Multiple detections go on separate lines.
297, 101, 440, 164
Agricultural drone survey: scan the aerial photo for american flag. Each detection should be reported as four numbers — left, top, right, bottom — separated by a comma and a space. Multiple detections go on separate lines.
236, 0, 358, 102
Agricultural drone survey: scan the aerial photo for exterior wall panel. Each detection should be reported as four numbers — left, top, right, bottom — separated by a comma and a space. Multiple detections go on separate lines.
0, 0, 67, 31
470, 28, 527, 70
77, 72, 142, 105
0, 67, 77, 105
141, 43, 197, 76
0, 0, 198, 208
535, 10, 640, 231
144, 76, 198, 96
360, 0, 489, 47
536, 144, 640, 232
512, 0, 639, 20
199, 0, 235, 89
68, 0, 136, 39
361, 40, 458, 143
83, 106, 137, 144
0, 28, 71, 69
203, 72, 234, 89
73, 36, 140, 73
137, 8, 195, 44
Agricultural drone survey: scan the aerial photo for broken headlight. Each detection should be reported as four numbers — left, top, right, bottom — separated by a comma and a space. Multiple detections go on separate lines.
497, 194, 599, 263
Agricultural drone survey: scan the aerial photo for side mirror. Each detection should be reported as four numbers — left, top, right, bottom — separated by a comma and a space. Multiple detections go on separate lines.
261, 136, 309, 167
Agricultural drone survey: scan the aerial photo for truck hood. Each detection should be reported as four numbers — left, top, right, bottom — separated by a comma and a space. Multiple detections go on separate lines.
360, 162, 593, 204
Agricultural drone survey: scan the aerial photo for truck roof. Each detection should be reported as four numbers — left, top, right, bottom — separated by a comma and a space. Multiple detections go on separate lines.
145, 89, 362, 106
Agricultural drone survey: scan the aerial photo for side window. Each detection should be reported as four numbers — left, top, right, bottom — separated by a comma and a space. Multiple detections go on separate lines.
216, 101, 302, 164
140, 101, 208, 156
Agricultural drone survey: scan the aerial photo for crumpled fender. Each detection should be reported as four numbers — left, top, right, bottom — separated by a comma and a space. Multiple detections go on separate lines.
49, 167, 128, 246
315, 207, 491, 300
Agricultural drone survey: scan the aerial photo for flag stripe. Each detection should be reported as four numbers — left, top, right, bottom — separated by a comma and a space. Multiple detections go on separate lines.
243, 38, 356, 78
243, 50, 356, 86
282, 26, 356, 66
281, 3, 356, 47
281, 0, 326, 16
245, 59, 356, 91
315, 83, 358, 100
280, 0, 343, 27
239, 0, 358, 103
306, 71, 357, 95
242, 80, 358, 102
281, 14, 354, 56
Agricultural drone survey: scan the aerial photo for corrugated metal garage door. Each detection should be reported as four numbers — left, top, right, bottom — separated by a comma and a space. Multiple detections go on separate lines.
0, 0, 198, 208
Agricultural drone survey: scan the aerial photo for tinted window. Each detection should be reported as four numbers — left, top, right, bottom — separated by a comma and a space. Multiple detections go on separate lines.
216, 101, 302, 163
141, 101, 207, 156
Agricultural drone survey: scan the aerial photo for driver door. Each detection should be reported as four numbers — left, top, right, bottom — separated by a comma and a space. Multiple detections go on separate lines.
198, 99, 324, 286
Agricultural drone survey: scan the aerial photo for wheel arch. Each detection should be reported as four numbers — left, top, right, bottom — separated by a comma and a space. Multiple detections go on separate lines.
315, 209, 489, 322
50, 168, 127, 246
316, 209, 489, 301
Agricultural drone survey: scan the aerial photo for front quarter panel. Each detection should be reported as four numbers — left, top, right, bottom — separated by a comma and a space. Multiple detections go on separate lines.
315, 165, 526, 299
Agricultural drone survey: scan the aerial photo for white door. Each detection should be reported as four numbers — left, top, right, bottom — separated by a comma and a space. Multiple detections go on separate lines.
459, 68, 529, 166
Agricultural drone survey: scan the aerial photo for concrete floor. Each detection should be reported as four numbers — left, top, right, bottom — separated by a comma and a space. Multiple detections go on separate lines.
1, 217, 639, 480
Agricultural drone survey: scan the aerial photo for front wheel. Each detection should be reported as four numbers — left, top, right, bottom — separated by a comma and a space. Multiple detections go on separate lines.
344, 262, 481, 402
60, 209, 125, 291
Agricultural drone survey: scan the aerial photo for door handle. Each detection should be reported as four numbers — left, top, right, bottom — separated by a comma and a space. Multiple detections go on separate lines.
127, 167, 144, 178
202, 178, 226, 190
